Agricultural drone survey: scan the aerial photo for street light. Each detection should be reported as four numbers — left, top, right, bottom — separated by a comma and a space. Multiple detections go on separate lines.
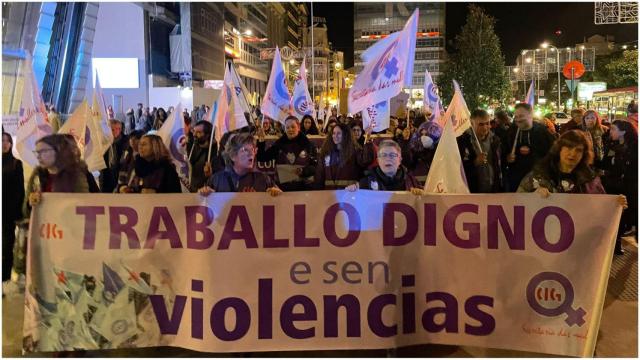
541, 41, 562, 112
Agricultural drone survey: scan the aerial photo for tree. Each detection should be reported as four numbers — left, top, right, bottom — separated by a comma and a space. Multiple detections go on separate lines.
605, 50, 638, 88
439, 5, 511, 110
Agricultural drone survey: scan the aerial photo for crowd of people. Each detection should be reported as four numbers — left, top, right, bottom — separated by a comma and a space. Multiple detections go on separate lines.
2, 100, 638, 295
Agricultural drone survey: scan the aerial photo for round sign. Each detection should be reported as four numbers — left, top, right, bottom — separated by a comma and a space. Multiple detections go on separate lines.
563, 61, 585, 79
280, 46, 293, 60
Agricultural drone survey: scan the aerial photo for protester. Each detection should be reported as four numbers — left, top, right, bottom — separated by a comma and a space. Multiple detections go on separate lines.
626, 100, 638, 127
99, 120, 128, 193
404, 121, 442, 185
346, 139, 423, 194
107, 105, 115, 120
504, 103, 556, 192
542, 113, 558, 135
187, 120, 218, 192
350, 120, 365, 146
117, 130, 144, 190
301, 114, 319, 136
124, 108, 135, 135
315, 123, 374, 190
458, 109, 503, 193
602, 120, 638, 254
256, 116, 318, 191
581, 110, 608, 167
135, 107, 152, 133
492, 110, 512, 147
152, 107, 168, 130
198, 133, 282, 195
559, 108, 585, 134
118, 134, 181, 193
59, 134, 100, 193
2, 133, 24, 290
25, 134, 90, 210
134, 103, 144, 124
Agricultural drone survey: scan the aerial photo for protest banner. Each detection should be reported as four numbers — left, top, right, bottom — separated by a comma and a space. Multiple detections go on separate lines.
25, 192, 620, 356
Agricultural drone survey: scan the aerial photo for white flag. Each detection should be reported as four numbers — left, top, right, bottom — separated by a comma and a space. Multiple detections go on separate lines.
227, 60, 254, 117
423, 118, 469, 194
291, 57, 315, 120
362, 100, 390, 133
440, 80, 472, 137
156, 102, 191, 192
16, 55, 53, 167
214, 80, 249, 144
84, 89, 113, 172
89, 289, 138, 347
348, 8, 418, 114
58, 100, 89, 156
423, 69, 444, 123
119, 261, 153, 295
526, 80, 535, 107
261, 46, 291, 124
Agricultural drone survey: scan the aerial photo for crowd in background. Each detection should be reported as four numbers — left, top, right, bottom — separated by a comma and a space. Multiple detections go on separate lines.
3, 100, 638, 295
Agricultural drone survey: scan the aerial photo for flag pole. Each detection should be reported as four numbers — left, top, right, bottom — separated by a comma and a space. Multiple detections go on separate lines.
511, 127, 520, 156
208, 101, 218, 161
311, 0, 315, 105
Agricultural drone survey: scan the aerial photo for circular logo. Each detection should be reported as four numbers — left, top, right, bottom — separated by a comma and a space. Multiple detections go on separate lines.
427, 83, 440, 103
280, 46, 293, 60
294, 96, 309, 114
526, 272, 586, 327
275, 72, 289, 100
111, 319, 129, 335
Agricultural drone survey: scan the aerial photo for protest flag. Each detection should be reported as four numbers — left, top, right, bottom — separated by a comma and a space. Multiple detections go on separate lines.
423, 69, 445, 124
156, 102, 191, 192
439, 80, 472, 137
58, 100, 89, 156
261, 46, 291, 124
291, 57, 315, 120
526, 80, 535, 107
348, 8, 418, 114
15, 54, 52, 167
423, 115, 470, 194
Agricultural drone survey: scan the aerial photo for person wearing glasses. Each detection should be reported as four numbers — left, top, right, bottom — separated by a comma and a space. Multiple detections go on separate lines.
346, 139, 423, 194
198, 133, 282, 196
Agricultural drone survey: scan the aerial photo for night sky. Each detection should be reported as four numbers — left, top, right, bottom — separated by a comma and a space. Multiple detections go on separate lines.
309, 2, 638, 68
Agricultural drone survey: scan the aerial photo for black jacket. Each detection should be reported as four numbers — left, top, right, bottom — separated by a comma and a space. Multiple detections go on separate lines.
257, 133, 318, 191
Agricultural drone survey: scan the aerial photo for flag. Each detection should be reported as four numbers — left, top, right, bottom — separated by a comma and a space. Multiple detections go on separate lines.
53, 267, 86, 304
89, 288, 138, 347
348, 8, 418, 114
423, 118, 470, 194
55, 297, 99, 350
362, 100, 390, 133
423, 69, 444, 123
291, 57, 315, 120
227, 60, 254, 118
440, 80, 471, 137
15, 54, 52, 167
214, 81, 248, 144
102, 262, 124, 304
120, 261, 153, 295
261, 46, 292, 124
58, 100, 89, 156
84, 88, 112, 172
525, 80, 535, 107
156, 102, 191, 192
390, 91, 410, 118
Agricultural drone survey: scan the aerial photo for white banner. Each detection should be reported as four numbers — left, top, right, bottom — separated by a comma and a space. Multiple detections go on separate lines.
25, 192, 621, 356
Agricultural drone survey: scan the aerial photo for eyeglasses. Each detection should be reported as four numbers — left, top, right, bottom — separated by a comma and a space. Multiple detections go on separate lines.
237, 146, 256, 155
378, 152, 399, 159
33, 148, 55, 156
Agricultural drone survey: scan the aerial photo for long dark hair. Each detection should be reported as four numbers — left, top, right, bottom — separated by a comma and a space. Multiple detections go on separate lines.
611, 120, 638, 149
319, 123, 357, 167
301, 115, 319, 135
534, 130, 595, 185
35, 134, 87, 192
2, 132, 17, 172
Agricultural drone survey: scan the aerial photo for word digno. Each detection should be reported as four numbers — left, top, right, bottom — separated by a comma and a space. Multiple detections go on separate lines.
260, 46, 329, 61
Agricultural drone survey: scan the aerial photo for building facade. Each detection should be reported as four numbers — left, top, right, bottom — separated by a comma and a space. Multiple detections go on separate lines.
353, 3, 446, 101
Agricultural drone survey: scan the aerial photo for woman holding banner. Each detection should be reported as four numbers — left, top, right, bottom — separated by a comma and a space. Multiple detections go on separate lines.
2, 133, 24, 291
199, 133, 282, 195
314, 123, 375, 190
118, 134, 181, 194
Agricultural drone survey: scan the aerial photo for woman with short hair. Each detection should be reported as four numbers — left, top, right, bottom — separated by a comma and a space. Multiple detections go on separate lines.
199, 133, 282, 196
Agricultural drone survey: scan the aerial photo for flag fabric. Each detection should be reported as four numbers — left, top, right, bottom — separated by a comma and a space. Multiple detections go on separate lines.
214, 80, 249, 144
89, 288, 138, 347
423, 118, 470, 194
84, 89, 112, 172
156, 103, 191, 192
58, 100, 89, 156
362, 100, 390, 133
120, 261, 153, 295
440, 80, 472, 137
291, 57, 315, 120
261, 46, 291, 124
348, 8, 418, 114
15, 55, 52, 167
423, 69, 444, 123
525, 80, 535, 107
389, 91, 410, 118
227, 60, 254, 118
102, 263, 124, 304
52, 267, 86, 304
